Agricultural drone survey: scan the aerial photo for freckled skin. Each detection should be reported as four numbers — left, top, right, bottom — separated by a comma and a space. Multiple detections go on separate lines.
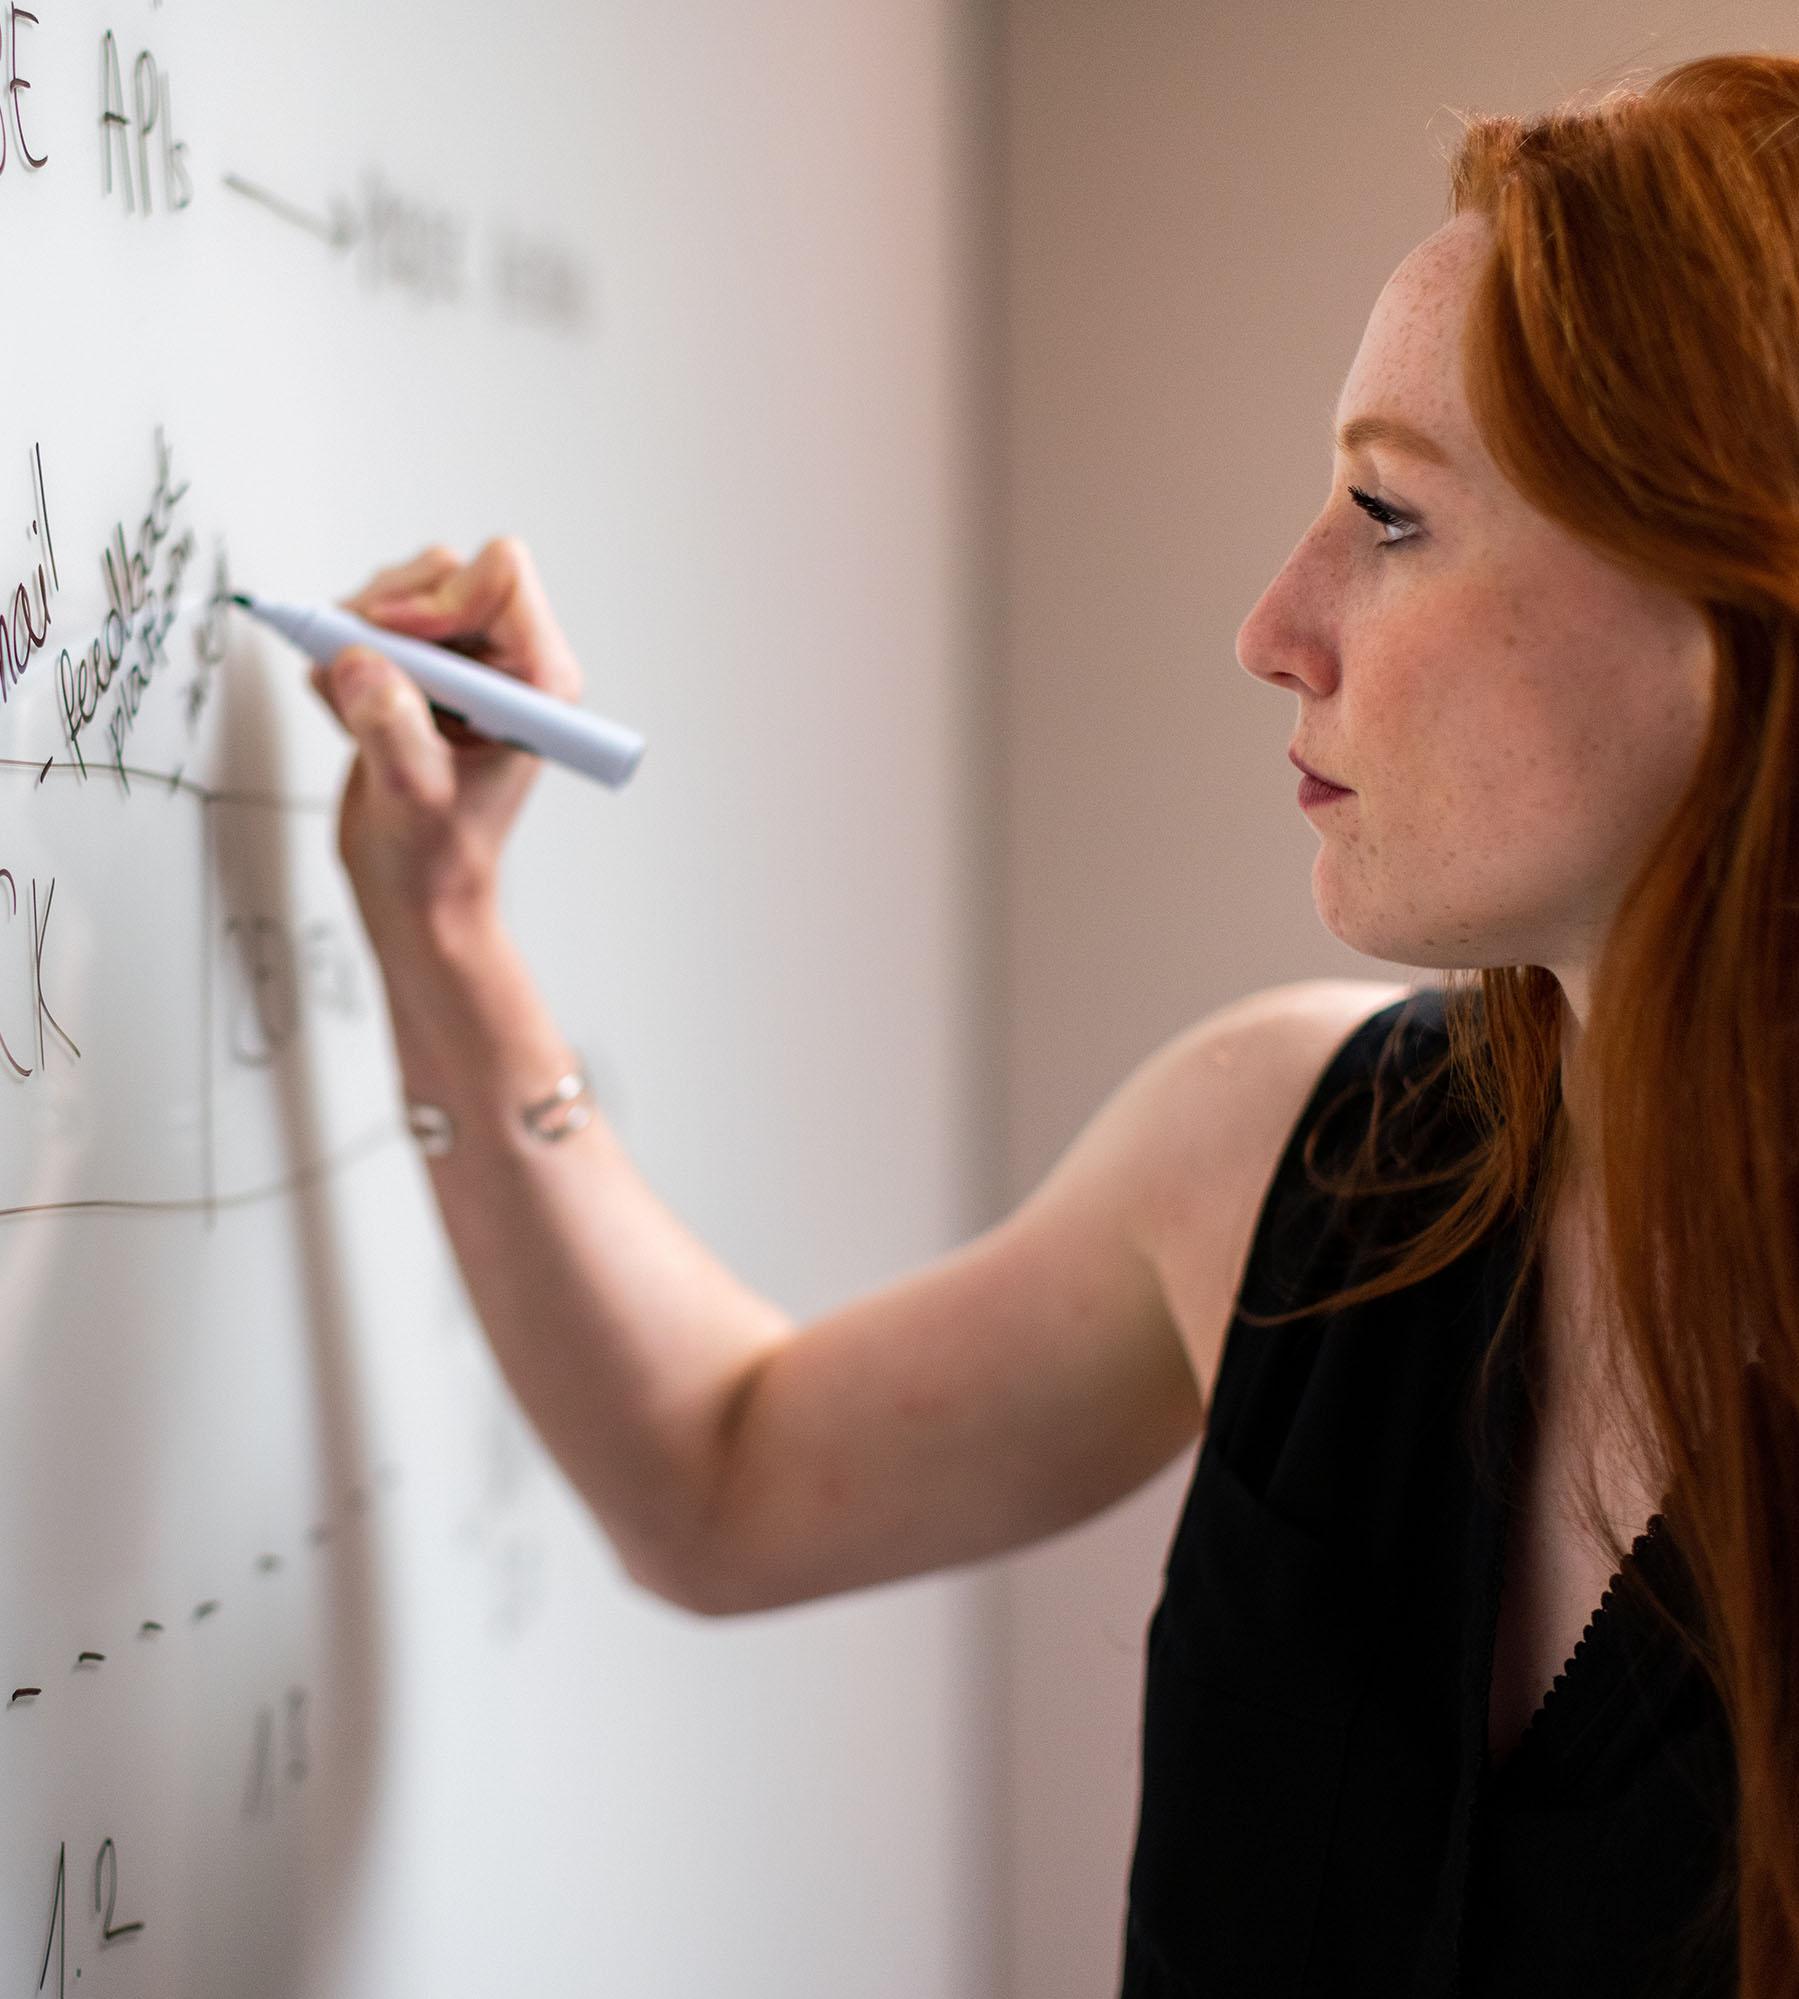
1236, 213, 1715, 1017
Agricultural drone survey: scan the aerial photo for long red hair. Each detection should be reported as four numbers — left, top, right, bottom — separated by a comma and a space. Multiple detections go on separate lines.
1244, 55, 1799, 1994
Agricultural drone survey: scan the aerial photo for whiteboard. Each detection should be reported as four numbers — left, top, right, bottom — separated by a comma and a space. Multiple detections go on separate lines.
1, 3, 992, 1992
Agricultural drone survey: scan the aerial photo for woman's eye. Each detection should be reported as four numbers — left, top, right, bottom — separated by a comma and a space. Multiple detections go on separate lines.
1346, 484, 1419, 550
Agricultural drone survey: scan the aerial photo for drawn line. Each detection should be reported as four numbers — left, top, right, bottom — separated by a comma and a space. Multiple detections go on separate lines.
0, 1118, 401, 1222
138, 1622, 163, 1636
2, 754, 335, 814
10, 1688, 41, 1703
222, 171, 357, 251
192, 1601, 220, 1622
200, 792, 216, 1228
76, 1652, 105, 1666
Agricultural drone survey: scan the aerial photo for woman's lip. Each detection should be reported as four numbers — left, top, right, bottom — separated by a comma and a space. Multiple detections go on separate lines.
1298, 773, 1351, 811
1288, 749, 1350, 789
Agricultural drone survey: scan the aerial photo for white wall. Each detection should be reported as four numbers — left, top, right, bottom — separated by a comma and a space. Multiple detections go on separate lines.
0, 4, 1007, 1993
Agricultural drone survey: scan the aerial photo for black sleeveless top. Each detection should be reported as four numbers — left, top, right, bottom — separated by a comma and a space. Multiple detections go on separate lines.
1118, 989, 1738, 1998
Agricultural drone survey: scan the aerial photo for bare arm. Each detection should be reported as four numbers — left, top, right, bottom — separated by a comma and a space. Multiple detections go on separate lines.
312, 539, 1406, 1616
361, 883, 1205, 1615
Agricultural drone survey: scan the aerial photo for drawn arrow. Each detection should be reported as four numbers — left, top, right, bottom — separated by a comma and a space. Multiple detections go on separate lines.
222, 172, 359, 252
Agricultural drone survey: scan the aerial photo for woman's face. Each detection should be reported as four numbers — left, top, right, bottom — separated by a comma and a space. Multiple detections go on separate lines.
1236, 212, 1714, 1009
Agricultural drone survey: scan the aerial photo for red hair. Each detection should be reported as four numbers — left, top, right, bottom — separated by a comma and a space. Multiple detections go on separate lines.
1246, 54, 1799, 1994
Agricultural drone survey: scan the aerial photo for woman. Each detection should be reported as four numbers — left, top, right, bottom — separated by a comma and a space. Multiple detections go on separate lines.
310, 53, 1799, 1997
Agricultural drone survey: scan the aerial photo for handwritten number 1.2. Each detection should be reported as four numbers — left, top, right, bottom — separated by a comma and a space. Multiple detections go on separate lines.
95, 1836, 145, 1939
37, 1837, 146, 1992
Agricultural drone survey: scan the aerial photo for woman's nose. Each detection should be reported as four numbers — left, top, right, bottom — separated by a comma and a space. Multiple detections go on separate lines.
1235, 531, 1339, 698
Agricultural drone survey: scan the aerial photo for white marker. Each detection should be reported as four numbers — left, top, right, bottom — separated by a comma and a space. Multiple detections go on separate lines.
232, 592, 646, 788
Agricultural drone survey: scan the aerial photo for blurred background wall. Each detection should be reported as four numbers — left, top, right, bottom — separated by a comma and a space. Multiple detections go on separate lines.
984, 4, 1799, 1994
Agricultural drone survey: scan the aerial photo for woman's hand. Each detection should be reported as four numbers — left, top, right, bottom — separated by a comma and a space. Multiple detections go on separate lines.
309, 537, 584, 949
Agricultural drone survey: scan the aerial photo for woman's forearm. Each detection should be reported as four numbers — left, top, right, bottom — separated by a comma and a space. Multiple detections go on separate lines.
374, 901, 794, 1608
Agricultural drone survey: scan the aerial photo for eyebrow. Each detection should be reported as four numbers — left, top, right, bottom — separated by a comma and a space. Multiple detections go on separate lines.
1332, 413, 1453, 468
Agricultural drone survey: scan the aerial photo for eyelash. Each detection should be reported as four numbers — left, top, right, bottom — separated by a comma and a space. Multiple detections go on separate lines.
1346, 484, 1419, 550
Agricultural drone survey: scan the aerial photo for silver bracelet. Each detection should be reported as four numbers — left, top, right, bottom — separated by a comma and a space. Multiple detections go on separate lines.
519, 1063, 597, 1143
404, 1099, 457, 1158
404, 1056, 595, 1158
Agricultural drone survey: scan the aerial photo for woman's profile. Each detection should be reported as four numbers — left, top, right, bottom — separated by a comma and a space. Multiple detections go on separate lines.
308, 51, 1799, 1998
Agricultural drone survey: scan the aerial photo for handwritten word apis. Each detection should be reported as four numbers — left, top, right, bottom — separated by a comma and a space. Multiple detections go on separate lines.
100, 32, 191, 215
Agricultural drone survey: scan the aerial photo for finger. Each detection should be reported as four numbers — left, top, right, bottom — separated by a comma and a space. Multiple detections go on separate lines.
347, 543, 462, 610
357, 536, 582, 702
307, 659, 338, 725
343, 544, 464, 617
326, 646, 457, 811
312, 647, 502, 767
309, 653, 357, 734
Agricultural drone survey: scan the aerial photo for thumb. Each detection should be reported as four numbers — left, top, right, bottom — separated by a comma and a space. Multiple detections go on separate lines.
328, 645, 456, 812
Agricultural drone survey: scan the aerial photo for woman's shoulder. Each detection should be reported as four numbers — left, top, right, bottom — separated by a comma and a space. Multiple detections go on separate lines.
1137, 978, 1423, 1406
1196, 976, 1441, 1144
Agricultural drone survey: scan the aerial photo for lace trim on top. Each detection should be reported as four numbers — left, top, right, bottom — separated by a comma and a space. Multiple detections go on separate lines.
1492, 1510, 1705, 1801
